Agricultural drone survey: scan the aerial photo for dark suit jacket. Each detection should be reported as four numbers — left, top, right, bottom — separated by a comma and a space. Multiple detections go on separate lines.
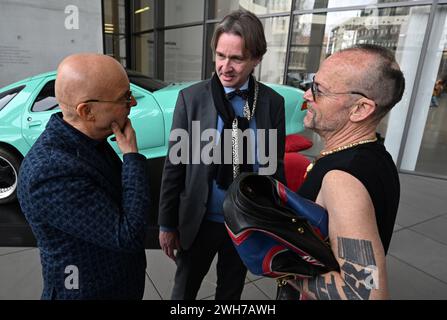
17, 113, 149, 299
158, 79, 285, 250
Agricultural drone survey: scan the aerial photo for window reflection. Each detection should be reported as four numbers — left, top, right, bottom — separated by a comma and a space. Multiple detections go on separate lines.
209, 0, 291, 20
164, 26, 203, 82
255, 16, 290, 84
32, 81, 59, 113
103, 0, 127, 65
287, 7, 418, 90
295, 0, 415, 11
287, 5, 430, 158
104, 0, 126, 34
407, 5, 447, 176
133, 0, 154, 32
134, 33, 154, 78
165, 0, 204, 26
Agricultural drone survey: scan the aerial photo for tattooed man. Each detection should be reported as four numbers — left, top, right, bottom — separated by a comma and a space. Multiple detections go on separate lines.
284, 44, 405, 300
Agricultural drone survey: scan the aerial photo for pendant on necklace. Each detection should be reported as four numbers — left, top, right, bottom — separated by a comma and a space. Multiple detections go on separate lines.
304, 162, 314, 179
306, 162, 314, 173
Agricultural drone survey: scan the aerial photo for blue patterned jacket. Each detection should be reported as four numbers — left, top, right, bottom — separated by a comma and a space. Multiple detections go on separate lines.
17, 113, 150, 299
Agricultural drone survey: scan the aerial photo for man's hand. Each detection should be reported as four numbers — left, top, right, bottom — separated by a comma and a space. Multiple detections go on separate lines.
111, 119, 138, 154
159, 230, 181, 261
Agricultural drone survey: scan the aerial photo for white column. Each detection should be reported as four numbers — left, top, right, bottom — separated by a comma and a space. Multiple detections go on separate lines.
384, 7, 430, 163
400, 7, 447, 170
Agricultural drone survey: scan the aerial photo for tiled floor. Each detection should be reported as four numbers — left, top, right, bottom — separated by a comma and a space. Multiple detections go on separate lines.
1, 173, 447, 300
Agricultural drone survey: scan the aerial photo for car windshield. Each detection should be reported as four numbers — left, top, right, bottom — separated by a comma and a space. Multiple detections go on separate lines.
0, 85, 25, 112
126, 70, 168, 92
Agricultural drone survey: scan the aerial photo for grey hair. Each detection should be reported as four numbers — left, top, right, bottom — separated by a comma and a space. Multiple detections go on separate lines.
211, 9, 267, 60
341, 44, 405, 122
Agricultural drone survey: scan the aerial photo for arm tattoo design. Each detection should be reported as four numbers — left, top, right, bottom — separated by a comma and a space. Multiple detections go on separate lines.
339, 237, 378, 300
303, 237, 378, 300
307, 274, 341, 300
338, 237, 376, 267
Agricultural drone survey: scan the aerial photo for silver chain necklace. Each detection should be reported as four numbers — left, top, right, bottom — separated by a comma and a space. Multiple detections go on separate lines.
232, 80, 259, 179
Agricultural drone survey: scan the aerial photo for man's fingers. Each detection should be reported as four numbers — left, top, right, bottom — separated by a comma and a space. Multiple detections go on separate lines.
162, 245, 175, 261
125, 121, 136, 140
111, 122, 122, 137
167, 247, 176, 261
124, 118, 132, 130
159, 231, 179, 261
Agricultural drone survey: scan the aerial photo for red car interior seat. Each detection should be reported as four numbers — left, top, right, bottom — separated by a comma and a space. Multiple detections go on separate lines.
284, 134, 313, 192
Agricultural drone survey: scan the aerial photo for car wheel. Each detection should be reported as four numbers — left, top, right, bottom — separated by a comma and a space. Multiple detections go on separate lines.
0, 147, 22, 204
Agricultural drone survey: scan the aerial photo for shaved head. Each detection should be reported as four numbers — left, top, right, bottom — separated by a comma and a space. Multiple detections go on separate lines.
55, 53, 128, 118
323, 45, 405, 122
324, 51, 368, 85
54, 53, 133, 140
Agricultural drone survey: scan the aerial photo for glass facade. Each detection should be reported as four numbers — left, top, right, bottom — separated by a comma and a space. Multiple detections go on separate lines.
164, 26, 203, 82
287, 6, 432, 162
133, 0, 154, 32
401, 4, 447, 177
257, 16, 290, 84
134, 32, 155, 78
210, 0, 292, 19
295, 0, 417, 11
103, 0, 127, 66
102, 0, 447, 179
165, 0, 204, 26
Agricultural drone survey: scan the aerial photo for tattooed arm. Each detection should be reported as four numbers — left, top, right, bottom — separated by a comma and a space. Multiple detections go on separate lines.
290, 170, 389, 300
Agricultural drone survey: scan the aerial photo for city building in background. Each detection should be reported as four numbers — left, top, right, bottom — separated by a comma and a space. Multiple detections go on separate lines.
2, 0, 447, 180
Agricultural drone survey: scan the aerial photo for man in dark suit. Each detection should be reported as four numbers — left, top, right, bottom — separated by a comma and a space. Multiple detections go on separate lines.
17, 53, 150, 299
158, 9, 286, 300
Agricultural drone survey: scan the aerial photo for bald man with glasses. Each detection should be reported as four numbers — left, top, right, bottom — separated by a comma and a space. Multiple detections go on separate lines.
18, 53, 150, 299
279, 44, 405, 300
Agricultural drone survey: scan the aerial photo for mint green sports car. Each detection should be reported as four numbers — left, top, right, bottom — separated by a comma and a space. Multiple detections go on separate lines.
0, 71, 306, 205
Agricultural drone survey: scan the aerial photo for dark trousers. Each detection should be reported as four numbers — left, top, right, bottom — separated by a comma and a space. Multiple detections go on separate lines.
276, 283, 302, 300
171, 220, 247, 300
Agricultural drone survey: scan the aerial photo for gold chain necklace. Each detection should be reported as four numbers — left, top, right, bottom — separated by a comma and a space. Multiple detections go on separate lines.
305, 137, 378, 177
320, 137, 378, 156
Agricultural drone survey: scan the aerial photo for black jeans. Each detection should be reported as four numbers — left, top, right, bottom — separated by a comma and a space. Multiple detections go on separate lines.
171, 220, 247, 300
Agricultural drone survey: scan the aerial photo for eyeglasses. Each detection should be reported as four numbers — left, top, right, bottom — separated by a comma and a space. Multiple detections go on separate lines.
311, 76, 375, 104
83, 91, 135, 106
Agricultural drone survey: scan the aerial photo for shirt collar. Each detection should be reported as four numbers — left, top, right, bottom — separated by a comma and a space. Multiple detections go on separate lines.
223, 78, 249, 94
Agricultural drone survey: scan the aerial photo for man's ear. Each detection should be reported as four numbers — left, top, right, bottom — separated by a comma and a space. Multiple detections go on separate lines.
350, 99, 376, 122
76, 103, 95, 121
